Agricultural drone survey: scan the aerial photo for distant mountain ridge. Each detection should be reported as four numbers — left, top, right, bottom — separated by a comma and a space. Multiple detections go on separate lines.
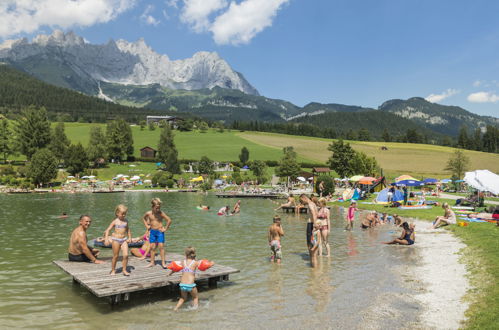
0, 30, 258, 96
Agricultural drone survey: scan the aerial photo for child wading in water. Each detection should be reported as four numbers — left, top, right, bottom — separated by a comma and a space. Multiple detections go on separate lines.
268, 216, 284, 264
167, 247, 214, 311
104, 204, 132, 276
345, 201, 358, 230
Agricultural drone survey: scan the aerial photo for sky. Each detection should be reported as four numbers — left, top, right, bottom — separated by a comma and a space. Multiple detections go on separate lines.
1, 0, 499, 117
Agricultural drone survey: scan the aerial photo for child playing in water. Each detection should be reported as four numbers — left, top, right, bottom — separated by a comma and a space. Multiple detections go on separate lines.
104, 204, 132, 276
345, 201, 357, 230
268, 216, 285, 264
309, 223, 321, 256
167, 246, 214, 311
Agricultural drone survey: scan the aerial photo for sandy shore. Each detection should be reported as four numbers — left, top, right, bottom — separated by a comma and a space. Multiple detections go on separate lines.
409, 220, 470, 329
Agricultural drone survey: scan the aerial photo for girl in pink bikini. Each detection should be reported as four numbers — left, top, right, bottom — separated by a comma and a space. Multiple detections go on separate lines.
317, 198, 331, 256
131, 229, 151, 258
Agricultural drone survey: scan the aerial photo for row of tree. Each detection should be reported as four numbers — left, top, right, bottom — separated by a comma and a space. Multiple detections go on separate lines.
457, 125, 499, 153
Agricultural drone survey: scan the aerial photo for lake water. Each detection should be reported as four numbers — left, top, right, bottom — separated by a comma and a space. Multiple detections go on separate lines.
0, 192, 426, 329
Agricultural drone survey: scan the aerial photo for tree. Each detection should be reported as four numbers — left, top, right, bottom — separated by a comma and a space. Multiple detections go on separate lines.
444, 150, 470, 179
64, 143, 88, 176
350, 151, 379, 177
357, 128, 370, 141
315, 175, 335, 195
148, 121, 156, 131
482, 125, 498, 153
198, 156, 214, 175
49, 122, 70, 163
15, 106, 51, 160
250, 160, 268, 184
198, 121, 209, 133
405, 128, 422, 143
381, 128, 391, 142
106, 118, 134, 162
139, 120, 146, 130
239, 146, 249, 165
157, 124, 180, 174
275, 146, 301, 186
472, 127, 482, 151
27, 148, 57, 185
457, 126, 469, 149
327, 139, 356, 178
178, 119, 193, 132
87, 126, 107, 167
345, 129, 357, 140
0, 116, 14, 163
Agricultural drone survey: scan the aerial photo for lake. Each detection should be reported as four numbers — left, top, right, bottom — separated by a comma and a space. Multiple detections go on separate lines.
0, 192, 425, 328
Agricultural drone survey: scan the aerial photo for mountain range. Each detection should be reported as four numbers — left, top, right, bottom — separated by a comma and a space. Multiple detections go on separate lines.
0, 31, 497, 138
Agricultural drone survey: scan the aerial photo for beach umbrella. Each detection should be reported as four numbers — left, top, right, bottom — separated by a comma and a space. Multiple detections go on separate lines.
242, 165, 249, 169
122, 175, 129, 178
116, 174, 124, 178
67, 175, 75, 179
214, 179, 223, 185
349, 175, 364, 182
88, 175, 96, 179
144, 179, 152, 183
358, 176, 376, 184
440, 179, 452, 183
297, 176, 307, 182
130, 175, 141, 181
396, 179, 424, 187
395, 175, 417, 182
423, 178, 438, 184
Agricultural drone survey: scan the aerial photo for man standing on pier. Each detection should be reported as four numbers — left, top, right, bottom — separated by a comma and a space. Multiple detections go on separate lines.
300, 194, 319, 267
68, 215, 105, 263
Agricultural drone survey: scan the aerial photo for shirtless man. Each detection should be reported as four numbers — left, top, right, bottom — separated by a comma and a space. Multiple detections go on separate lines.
300, 194, 319, 267
361, 211, 376, 229
275, 194, 295, 211
68, 215, 105, 264
268, 216, 285, 264
141, 198, 172, 268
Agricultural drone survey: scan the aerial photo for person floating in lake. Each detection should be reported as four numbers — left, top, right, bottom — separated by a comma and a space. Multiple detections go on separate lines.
58, 212, 68, 219
166, 246, 214, 311
345, 201, 358, 231
231, 200, 241, 215
198, 205, 210, 210
268, 216, 284, 264
141, 198, 172, 268
383, 222, 415, 245
104, 204, 132, 276
68, 215, 104, 264
431, 202, 456, 229
275, 194, 296, 211
217, 206, 230, 216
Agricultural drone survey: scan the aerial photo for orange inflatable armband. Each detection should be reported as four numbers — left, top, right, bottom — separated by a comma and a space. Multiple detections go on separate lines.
198, 259, 214, 271
167, 261, 183, 272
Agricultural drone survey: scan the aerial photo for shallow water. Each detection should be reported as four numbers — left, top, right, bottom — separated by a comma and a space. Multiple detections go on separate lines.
0, 193, 426, 329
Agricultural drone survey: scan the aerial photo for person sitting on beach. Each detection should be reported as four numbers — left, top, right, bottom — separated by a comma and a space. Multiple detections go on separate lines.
166, 246, 215, 311
217, 206, 230, 216
141, 198, 172, 268
275, 194, 296, 211
360, 211, 375, 229
231, 200, 241, 215
104, 204, 132, 276
383, 222, 415, 245
268, 216, 285, 264
131, 229, 151, 258
68, 215, 105, 264
393, 214, 403, 226
431, 202, 456, 229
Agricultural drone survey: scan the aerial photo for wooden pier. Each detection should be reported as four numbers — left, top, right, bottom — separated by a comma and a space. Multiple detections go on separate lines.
279, 206, 331, 214
216, 192, 282, 199
53, 254, 239, 304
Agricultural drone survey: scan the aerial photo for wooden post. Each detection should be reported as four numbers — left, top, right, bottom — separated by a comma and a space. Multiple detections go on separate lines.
208, 277, 218, 288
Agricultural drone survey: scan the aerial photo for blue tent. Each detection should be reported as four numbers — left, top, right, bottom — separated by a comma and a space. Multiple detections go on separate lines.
375, 188, 404, 204
242, 165, 249, 169
396, 180, 424, 187
424, 178, 438, 184
351, 189, 360, 201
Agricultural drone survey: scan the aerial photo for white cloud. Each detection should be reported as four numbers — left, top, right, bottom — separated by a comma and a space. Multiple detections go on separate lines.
180, 0, 228, 33
0, 0, 137, 39
140, 4, 160, 26
467, 91, 499, 103
210, 0, 289, 45
425, 88, 459, 103
473, 80, 483, 87
166, 0, 180, 8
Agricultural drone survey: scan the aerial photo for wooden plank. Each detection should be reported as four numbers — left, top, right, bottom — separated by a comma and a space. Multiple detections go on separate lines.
53, 254, 239, 298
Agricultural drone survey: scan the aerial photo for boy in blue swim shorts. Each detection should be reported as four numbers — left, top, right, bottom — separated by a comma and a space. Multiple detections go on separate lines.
141, 198, 172, 268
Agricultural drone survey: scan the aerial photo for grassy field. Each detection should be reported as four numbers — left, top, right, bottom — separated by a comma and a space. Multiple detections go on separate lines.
236, 131, 499, 179
61, 123, 311, 163
329, 196, 499, 329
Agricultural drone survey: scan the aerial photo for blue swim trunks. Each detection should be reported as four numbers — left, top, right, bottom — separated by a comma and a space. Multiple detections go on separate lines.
149, 229, 165, 244
179, 283, 196, 292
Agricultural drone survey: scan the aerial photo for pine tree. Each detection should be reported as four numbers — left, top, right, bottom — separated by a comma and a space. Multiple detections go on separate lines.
106, 118, 134, 162
0, 116, 13, 163
15, 106, 51, 160
457, 126, 469, 149
444, 150, 470, 179
239, 146, 249, 165
87, 126, 107, 167
482, 125, 498, 153
381, 128, 391, 142
275, 147, 301, 185
28, 148, 57, 185
357, 128, 370, 141
473, 127, 482, 151
49, 122, 70, 163
157, 124, 180, 174
65, 143, 88, 176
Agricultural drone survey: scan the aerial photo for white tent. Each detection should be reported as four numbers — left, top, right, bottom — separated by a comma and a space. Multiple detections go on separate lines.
464, 170, 499, 195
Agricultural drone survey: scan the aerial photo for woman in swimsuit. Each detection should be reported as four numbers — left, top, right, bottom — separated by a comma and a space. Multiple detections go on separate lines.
431, 202, 456, 229
130, 229, 151, 258
104, 204, 132, 276
317, 198, 331, 257
383, 222, 415, 245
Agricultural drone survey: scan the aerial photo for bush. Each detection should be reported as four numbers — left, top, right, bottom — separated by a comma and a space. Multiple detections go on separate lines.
265, 160, 279, 167
152, 171, 172, 187
166, 179, 175, 188
315, 175, 335, 196
0, 165, 16, 176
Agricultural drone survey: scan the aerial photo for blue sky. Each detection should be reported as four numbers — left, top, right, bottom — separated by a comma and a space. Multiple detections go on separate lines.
1, 0, 499, 117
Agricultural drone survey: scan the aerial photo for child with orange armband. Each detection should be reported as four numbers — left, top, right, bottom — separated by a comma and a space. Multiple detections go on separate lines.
166, 246, 214, 311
